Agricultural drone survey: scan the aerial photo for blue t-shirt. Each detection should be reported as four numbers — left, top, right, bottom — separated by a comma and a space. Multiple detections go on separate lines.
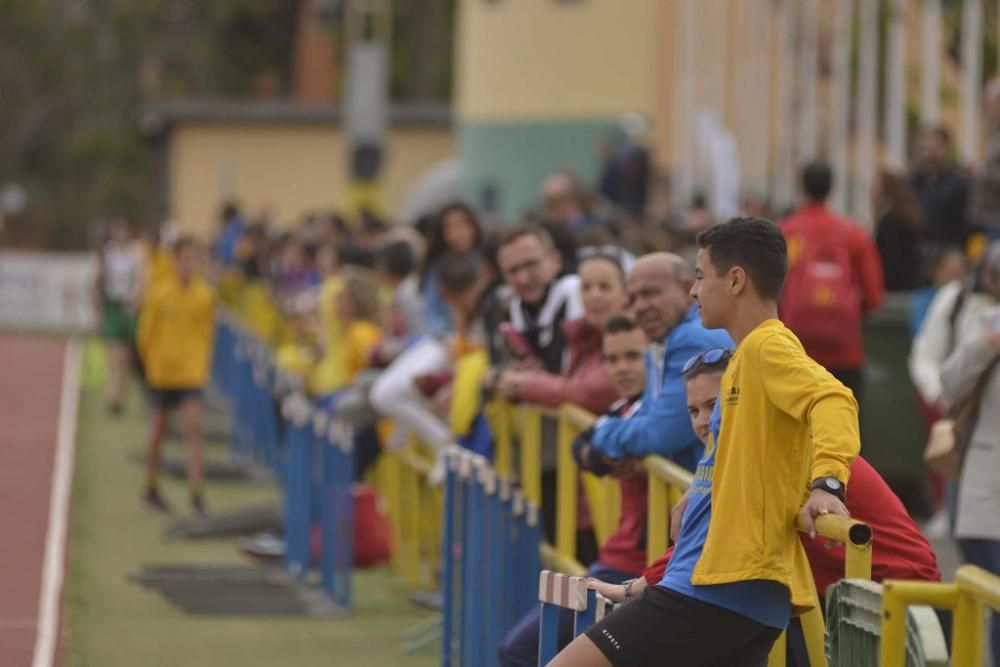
658, 401, 791, 629
909, 286, 938, 338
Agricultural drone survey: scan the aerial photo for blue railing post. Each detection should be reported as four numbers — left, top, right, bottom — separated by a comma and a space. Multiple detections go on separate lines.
468, 458, 487, 667
498, 477, 515, 635
536, 572, 589, 665
458, 453, 477, 667
441, 448, 460, 667
320, 416, 353, 608
573, 589, 598, 637
484, 465, 502, 665
282, 393, 313, 579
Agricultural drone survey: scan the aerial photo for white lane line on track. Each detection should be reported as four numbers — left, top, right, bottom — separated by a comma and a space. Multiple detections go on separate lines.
32, 339, 81, 667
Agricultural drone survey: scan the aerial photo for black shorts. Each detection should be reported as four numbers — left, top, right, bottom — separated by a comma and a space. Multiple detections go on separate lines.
584, 585, 782, 667
149, 388, 202, 410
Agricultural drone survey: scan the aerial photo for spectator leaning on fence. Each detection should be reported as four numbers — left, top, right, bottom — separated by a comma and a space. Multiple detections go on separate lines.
368, 203, 483, 460
377, 238, 424, 346
552, 218, 860, 667
584, 252, 732, 473
590, 348, 939, 665
498, 313, 650, 667
492, 224, 583, 373
494, 247, 628, 415
136, 237, 217, 516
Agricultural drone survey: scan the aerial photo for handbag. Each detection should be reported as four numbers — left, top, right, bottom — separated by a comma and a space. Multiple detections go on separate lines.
924, 356, 1000, 481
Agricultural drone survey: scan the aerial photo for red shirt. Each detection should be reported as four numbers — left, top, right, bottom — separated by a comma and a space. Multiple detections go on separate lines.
778, 204, 885, 369
642, 457, 940, 594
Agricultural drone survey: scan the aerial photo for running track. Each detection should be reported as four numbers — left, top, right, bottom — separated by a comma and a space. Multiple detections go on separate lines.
0, 335, 78, 667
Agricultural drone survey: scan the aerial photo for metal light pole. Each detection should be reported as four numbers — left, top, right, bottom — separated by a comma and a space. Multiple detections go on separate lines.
342, 0, 391, 219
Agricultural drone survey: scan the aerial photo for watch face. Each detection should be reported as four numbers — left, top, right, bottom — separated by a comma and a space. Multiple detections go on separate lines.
827, 478, 842, 491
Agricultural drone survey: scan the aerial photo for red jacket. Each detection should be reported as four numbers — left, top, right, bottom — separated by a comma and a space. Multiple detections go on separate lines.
642, 457, 940, 594
512, 318, 618, 415
778, 204, 884, 369
587, 396, 649, 577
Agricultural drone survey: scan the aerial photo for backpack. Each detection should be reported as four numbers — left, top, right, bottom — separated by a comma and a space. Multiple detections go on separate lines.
781, 221, 861, 345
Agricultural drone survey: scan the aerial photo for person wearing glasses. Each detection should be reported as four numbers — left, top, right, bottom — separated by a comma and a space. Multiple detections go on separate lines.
581, 252, 733, 473
551, 218, 861, 667
494, 246, 631, 415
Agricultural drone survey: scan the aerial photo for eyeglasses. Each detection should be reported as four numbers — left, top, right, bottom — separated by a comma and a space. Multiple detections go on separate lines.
682, 347, 734, 375
577, 244, 623, 261
577, 245, 627, 272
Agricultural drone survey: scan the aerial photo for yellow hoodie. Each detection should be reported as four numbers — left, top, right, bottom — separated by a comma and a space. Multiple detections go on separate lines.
691, 319, 859, 613
137, 276, 216, 389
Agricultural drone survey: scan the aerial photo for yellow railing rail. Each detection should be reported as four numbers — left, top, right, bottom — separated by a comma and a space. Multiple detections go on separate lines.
518, 405, 543, 508
881, 564, 1000, 667
642, 456, 694, 564
555, 408, 579, 562
512, 401, 689, 575
802, 513, 874, 580
769, 513, 873, 667
373, 436, 440, 590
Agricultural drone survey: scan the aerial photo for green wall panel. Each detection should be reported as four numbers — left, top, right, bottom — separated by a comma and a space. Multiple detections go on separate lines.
459, 118, 616, 220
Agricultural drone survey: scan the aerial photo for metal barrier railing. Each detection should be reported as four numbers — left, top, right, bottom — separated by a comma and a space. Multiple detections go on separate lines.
642, 455, 694, 564
881, 564, 1000, 667
373, 436, 442, 590
216, 313, 887, 666
212, 315, 355, 608
533, 512, 873, 667
489, 397, 693, 577
537, 570, 614, 664
441, 447, 542, 667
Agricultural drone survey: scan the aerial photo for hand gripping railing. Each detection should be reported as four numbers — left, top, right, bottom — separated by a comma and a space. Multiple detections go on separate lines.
536, 570, 616, 664
533, 512, 872, 667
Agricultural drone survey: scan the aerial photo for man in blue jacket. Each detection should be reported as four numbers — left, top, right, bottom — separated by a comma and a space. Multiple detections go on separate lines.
587, 253, 733, 471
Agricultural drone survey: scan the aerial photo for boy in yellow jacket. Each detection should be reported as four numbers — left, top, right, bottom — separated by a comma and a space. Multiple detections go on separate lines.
137, 237, 216, 515
552, 218, 860, 667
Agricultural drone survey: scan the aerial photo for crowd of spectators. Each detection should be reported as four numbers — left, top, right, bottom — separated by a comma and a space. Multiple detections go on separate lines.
88, 74, 1000, 664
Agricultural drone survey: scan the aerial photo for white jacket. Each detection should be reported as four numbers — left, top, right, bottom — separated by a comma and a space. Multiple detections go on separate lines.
941, 299, 1000, 539
909, 280, 996, 406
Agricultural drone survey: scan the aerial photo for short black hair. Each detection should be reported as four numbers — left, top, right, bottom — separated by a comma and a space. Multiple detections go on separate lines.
497, 223, 554, 253
604, 313, 641, 336
683, 354, 730, 383
696, 217, 787, 301
437, 251, 483, 294
801, 162, 833, 202
378, 240, 416, 278
337, 244, 376, 269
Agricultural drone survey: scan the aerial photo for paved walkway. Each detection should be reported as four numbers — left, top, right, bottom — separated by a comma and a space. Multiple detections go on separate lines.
0, 335, 74, 667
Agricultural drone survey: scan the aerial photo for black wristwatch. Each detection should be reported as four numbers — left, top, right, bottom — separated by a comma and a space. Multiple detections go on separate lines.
810, 476, 845, 501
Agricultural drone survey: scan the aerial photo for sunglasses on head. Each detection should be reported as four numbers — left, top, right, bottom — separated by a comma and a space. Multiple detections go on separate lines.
576, 244, 625, 265
682, 347, 734, 375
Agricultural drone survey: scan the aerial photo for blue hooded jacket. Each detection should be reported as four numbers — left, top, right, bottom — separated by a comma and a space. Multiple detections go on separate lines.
590, 304, 733, 471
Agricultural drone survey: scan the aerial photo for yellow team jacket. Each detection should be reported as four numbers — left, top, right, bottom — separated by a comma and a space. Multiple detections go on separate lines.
137, 277, 216, 389
691, 319, 859, 614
